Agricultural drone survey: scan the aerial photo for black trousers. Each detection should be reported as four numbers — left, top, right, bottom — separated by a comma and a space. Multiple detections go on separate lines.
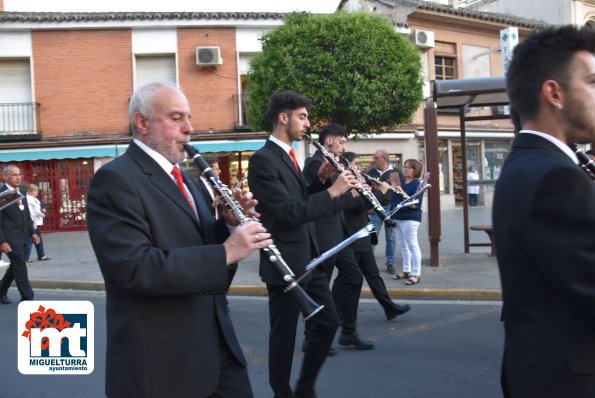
355, 247, 402, 317
0, 244, 34, 300
328, 246, 363, 336
206, 330, 253, 398
267, 267, 339, 398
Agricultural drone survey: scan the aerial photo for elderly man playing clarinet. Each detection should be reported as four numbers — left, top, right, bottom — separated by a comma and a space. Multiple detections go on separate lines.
87, 82, 272, 398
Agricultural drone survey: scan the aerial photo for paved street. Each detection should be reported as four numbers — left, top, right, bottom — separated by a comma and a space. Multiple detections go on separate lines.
0, 289, 504, 398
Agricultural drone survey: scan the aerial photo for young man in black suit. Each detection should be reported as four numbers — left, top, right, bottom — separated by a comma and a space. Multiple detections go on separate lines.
87, 82, 272, 398
342, 152, 411, 321
248, 91, 357, 398
0, 165, 39, 304
494, 26, 595, 397
303, 123, 374, 351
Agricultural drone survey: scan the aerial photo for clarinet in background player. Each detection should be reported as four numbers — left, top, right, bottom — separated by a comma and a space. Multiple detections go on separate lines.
304, 133, 396, 227
362, 173, 410, 200
571, 143, 595, 181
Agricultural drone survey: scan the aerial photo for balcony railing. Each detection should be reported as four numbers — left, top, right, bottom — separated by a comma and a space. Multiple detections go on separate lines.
0, 102, 41, 138
232, 94, 252, 131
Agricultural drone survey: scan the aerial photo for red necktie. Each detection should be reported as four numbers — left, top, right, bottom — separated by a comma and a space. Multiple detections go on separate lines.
289, 148, 299, 172
171, 166, 195, 212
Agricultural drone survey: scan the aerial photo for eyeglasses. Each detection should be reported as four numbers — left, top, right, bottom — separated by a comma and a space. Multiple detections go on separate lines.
7, 173, 21, 177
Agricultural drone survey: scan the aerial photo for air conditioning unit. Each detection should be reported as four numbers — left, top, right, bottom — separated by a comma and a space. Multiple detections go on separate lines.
413, 29, 435, 48
196, 46, 223, 67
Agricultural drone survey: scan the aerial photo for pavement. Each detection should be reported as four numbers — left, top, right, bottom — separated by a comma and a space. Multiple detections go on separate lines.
4, 206, 502, 301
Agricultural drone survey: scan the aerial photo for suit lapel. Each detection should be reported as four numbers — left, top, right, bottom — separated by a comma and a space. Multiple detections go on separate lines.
265, 140, 306, 191
127, 143, 205, 239
184, 172, 217, 243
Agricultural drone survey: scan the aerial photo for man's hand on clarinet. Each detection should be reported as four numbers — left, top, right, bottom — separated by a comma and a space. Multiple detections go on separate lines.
222, 189, 261, 226
327, 171, 357, 199
223, 221, 272, 265
316, 159, 338, 184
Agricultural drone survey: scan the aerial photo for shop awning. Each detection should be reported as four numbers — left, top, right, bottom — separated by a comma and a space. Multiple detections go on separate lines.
0, 139, 269, 162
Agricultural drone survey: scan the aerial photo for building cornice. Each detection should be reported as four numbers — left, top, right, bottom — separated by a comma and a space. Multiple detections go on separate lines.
340, 0, 550, 29
0, 11, 287, 29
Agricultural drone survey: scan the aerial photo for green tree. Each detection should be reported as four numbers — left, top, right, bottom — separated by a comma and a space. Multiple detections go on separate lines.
247, 11, 424, 135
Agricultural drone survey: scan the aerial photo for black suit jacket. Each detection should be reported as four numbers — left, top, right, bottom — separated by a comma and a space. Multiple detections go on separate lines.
248, 140, 352, 285
343, 196, 373, 253
87, 142, 245, 398
197, 177, 216, 216
0, 185, 34, 248
493, 133, 595, 397
303, 150, 354, 252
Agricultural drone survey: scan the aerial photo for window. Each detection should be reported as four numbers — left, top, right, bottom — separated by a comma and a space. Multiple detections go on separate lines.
135, 55, 176, 88
0, 59, 35, 134
434, 42, 457, 80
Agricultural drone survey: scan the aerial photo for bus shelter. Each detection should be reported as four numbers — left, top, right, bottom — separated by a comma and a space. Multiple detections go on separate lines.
424, 76, 510, 266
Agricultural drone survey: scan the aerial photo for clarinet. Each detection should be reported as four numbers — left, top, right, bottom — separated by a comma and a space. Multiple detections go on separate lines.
361, 173, 409, 200
304, 134, 396, 227
184, 145, 324, 321
570, 143, 595, 181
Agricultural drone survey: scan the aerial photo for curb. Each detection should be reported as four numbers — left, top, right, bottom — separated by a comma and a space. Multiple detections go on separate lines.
30, 280, 502, 301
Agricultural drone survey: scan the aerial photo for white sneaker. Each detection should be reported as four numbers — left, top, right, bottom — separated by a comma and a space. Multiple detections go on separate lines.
0, 260, 10, 266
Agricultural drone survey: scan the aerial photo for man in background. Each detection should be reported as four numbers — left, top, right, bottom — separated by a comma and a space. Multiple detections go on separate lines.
366, 149, 404, 274
0, 165, 39, 304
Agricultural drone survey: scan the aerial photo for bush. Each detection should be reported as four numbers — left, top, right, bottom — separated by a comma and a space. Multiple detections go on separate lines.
247, 11, 424, 135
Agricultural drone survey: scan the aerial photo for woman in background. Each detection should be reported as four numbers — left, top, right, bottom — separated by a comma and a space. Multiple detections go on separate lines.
26, 184, 50, 263
390, 159, 423, 285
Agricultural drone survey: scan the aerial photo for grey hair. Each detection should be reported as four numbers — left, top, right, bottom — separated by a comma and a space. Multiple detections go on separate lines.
3, 164, 18, 177
129, 82, 178, 136
376, 149, 389, 162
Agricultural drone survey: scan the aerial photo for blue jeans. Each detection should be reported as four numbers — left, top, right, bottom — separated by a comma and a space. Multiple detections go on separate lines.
370, 205, 397, 266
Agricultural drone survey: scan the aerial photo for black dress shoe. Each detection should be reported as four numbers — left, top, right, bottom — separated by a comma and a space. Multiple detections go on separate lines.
302, 340, 338, 357
0, 296, 12, 304
338, 333, 374, 350
386, 304, 412, 320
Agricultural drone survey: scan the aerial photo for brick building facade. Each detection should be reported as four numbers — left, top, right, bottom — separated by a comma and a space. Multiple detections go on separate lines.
0, 12, 283, 231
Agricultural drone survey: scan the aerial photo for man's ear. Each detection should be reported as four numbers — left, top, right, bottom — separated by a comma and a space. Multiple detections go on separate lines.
542, 80, 564, 110
278, 112, 289, 126
133, 112, 149, 136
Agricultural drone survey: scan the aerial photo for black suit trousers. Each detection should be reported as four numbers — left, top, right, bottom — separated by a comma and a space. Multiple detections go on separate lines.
355, 248, 399, 317
329, 246, 363, 336
267, 267, 339, 398
0, 243, 33, 300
